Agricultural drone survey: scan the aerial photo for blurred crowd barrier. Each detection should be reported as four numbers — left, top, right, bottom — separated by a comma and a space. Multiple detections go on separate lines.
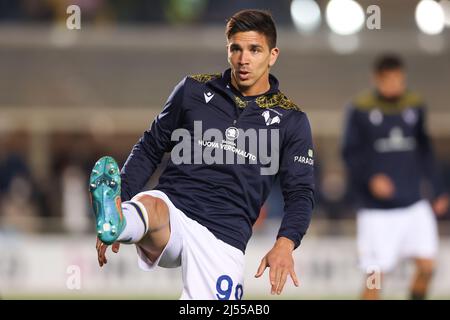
1, 231, 450, 299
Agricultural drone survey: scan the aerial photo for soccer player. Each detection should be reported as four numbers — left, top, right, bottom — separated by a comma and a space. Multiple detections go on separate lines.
90, 9, 315, 299
342, 54, 449, 300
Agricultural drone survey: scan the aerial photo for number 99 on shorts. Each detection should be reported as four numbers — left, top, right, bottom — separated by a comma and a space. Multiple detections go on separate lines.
216, 275, 243, 300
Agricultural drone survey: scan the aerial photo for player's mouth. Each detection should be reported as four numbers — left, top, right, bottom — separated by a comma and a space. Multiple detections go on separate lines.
238, 70, 250, 81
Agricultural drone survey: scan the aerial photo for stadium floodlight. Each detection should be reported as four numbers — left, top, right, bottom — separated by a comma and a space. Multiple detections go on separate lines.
440, 0, 450, 27
415, 0, 445, 35
325, 0, 365, 35
290, 0, 322, 34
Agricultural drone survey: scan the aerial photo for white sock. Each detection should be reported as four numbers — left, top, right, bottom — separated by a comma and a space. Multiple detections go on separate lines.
117, 200, 149, 243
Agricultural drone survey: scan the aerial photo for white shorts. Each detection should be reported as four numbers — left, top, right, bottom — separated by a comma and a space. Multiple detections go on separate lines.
357, 200, 438, 273
133, 190, 245, 300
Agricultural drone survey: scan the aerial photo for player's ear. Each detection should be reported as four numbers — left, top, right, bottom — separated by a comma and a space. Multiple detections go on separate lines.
269, 47, 279, 68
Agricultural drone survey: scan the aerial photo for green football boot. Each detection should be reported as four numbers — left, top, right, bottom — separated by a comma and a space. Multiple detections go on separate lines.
89, 156, 126, 245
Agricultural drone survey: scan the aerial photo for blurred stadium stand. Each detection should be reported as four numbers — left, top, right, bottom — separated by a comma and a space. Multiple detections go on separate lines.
0, 0, 450, 298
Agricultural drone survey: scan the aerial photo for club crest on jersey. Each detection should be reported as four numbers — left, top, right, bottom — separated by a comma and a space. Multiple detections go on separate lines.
402, 108, 417, 125
262, 110, 281, 126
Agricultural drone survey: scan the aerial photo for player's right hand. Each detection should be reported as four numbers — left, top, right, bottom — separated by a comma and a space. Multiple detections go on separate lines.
432, 194, 449, 217
254, 237, 299, 295
369, 173, 395, 200
96, 238, 120, 267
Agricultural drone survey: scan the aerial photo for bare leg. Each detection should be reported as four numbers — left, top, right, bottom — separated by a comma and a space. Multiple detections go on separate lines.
409, 258, 435, 300
132, 194, 171, 262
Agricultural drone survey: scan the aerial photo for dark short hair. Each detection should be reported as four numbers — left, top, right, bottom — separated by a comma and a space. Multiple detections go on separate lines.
374, 54, 404, 73
225, 9, 277, 49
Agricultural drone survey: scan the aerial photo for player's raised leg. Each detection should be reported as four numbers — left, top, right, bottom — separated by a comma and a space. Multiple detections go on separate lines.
90, 156, 126, 245
89, 156, 170, 265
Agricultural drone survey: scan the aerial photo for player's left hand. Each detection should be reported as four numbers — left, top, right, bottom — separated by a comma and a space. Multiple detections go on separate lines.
96, 238, 120, 267
254, 237, 299, 295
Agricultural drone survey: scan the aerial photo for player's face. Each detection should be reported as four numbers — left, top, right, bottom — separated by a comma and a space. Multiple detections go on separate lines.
227, 31, 279, 96
374, 69, 406, 99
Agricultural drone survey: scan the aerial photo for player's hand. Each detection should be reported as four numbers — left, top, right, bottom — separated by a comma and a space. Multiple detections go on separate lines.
96, 238, 120, 267
432, 194, 449, 217
254, 237, 299, 295
369, 173, 395, 200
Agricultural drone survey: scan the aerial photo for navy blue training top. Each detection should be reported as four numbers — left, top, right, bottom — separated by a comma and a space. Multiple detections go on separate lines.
342, 90, 444, 210
120, 69, 315, 253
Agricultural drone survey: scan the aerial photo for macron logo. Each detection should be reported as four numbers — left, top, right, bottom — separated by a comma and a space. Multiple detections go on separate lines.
204, 91, 214, 103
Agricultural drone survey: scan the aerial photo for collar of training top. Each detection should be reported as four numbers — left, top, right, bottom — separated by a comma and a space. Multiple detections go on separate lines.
201, 69, 300, 111
219, 68, 280, 96
352, 89, 423, 114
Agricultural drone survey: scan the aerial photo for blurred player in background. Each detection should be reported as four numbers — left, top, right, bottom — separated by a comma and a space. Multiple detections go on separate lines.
342, 54, 449, 300
89, 9, 314, 299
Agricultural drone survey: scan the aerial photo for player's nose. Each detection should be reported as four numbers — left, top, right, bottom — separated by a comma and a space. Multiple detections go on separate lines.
238, 50, 251, 64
